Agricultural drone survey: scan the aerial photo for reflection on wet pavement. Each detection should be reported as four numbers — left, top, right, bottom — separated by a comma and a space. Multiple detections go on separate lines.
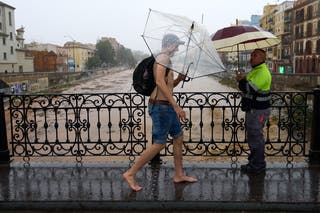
0, 163, 319, 211
0, 163, 318, 202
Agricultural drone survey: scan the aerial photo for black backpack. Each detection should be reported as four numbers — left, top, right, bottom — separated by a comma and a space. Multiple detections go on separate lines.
132, 55, 156, 96
133, 55, 171, 96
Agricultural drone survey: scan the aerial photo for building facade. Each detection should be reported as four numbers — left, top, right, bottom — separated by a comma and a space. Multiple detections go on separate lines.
0, 1, 17, 73
26, 42, 68, 72
273, 1, 294, 74
30, 50, 57, 72
292, 0, 320, 73
260, 4, 278, 72
64, 41, 95, 72
0, 2, 33, 73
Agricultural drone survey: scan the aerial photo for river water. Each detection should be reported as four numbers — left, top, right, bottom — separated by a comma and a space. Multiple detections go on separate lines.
62, 69, 236, 94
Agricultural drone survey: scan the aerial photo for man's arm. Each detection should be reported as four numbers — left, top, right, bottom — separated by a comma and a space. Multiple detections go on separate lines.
238, 75, 261, 95
236, 71, 247, 92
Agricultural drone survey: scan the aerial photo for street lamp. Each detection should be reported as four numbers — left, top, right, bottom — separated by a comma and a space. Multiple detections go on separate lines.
64, 35, 76, 72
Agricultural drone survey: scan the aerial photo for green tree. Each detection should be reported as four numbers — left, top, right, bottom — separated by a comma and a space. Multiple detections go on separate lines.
117, 46, 136, 68
96, 40, 115, 66
86, 56, 102, 69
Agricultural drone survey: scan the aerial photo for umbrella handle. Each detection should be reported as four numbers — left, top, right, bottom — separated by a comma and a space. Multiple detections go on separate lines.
181, 76, 191, 88
181, 62, 193, 88
184, 76, 191, 82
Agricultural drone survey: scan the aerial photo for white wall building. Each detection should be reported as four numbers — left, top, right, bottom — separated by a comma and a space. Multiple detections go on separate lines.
0, 1, 17, 73
0, 2, 34, 73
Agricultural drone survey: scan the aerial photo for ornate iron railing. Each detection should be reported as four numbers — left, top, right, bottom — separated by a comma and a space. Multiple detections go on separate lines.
2, 91, 313, 164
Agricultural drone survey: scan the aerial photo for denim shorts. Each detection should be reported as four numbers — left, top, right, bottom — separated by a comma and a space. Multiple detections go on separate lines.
148, 104, 183, 144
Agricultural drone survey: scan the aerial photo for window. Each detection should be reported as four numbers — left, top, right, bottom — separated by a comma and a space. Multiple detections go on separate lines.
10, 32, 13, 40
0, 22, 2, 30
10, 46, 14, 54
312, 58, 316, 73
8, 12, 12, 26
307, 6, 313, 20
300, 42, 304, 55
3, 52, 7, 60
307, 23, 312, 37
306, 41, 312, 54
295, 26, 299, 39
317, 40, 320, 54
2, 37, 6, 45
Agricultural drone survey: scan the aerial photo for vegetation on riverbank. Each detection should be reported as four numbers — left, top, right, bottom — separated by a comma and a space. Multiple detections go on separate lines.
37, 82, 76, 94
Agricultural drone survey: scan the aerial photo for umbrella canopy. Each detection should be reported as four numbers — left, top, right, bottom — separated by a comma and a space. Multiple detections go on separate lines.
211, 25, 280, 52
142, 9, 226, 79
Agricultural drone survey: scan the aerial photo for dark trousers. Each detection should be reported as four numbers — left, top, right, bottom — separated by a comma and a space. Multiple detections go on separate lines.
245, 108, 270, 169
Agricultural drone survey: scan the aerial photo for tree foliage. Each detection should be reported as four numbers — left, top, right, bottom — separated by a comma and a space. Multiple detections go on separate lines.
117, 46, 136, 68
96, 40, 115, 66
86, 56, 101, 69
86, 39, 137, 70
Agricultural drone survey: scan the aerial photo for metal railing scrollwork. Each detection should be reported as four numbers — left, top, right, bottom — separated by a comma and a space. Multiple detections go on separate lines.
0, 90, 316, 164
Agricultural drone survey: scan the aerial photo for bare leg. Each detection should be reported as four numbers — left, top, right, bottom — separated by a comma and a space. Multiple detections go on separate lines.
123, 143, 165, 191
172, 135, 198, 183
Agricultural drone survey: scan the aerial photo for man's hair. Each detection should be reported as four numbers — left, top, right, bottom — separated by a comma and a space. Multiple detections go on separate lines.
254, 48, 266, 61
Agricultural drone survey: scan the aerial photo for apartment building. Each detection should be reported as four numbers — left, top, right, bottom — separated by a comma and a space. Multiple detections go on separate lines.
292, 0, 320, 73
0, 1, 33, 73
273, 1, 294, 73
64, 41, 95, 72
0, 1, 17, 73
26, 42, 68, 72
260, 4, 278, 72
260, 0, 320, 74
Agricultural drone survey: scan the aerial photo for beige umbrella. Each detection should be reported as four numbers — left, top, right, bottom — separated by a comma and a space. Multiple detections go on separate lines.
211, 25, 280, 70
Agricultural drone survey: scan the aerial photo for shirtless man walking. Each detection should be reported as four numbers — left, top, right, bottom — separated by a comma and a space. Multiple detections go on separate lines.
123, 33, 198, 191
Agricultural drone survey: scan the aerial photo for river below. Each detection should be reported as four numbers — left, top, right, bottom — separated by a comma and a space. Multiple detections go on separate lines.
62, 69, 236, 94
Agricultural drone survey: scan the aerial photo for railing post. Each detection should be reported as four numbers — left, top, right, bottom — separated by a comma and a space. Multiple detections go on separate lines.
0, 93, 10, 164
309, 88, 320, 165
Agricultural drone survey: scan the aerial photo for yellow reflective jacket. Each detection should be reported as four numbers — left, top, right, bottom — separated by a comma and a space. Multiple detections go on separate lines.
246, 63, 271, 92
238, 62, 272, 111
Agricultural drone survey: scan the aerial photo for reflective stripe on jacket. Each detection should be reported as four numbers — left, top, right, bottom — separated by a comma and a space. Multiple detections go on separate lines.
238, 62, 272, 110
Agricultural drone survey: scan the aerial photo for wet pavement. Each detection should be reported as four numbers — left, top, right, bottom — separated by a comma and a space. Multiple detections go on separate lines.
0, 162, 319, 212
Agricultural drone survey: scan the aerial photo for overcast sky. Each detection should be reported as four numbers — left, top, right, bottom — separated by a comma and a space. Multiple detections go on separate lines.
4, 0, 283, 53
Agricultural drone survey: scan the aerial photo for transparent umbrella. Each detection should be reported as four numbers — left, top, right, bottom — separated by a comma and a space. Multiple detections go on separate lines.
142, 9, 226, 81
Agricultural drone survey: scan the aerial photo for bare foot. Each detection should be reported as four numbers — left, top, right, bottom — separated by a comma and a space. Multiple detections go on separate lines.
123, 172, 143, 191
173, 175, 198, 183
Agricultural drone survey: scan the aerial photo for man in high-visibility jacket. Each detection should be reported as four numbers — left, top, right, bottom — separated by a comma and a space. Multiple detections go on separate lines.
236, 48, 271, 174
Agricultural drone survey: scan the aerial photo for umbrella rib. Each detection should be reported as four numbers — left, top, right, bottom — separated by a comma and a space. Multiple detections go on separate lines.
142, 9, 152, 36
194, 41, 226, 71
